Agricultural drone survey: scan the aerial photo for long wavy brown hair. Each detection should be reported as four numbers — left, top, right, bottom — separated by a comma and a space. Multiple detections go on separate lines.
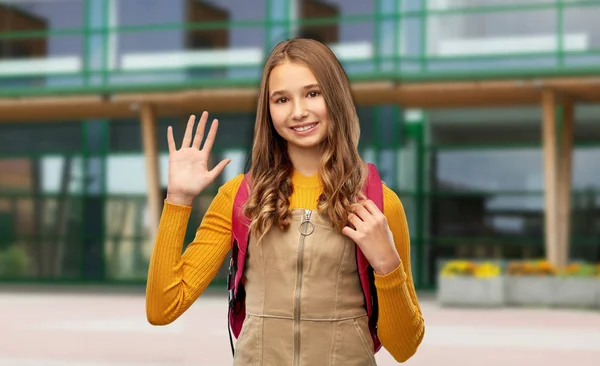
243, 38, 367, 241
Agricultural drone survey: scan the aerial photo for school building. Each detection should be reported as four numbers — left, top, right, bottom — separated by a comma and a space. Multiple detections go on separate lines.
1, 0, 599, 290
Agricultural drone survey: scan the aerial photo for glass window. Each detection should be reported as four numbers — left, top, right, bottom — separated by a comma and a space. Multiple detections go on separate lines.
357, 107, 376, 146
432, 121, 542, 145
572, 193, 600, 240
564, 2, 600, 68
109, 112, 255, 153
298, 0, 374, 39
40, 155, 84, 194
0, 123, 82, 154
427, 4, 557, 72
397, 0, 424, 71
428, 0, 553, 10
113, 0, 267, 85
398, 194, 417, 232
106, 154, 155, 195
397, 139, 417, 191
0, 196, 84, 279
1, 0, 85, 30
0, 158, 34, 193
0, 155, 84, 195
104, 196, 149, 280
297, 0, 376, 74
0, 0, 85, 88
433, 148, 543, 192
0, 198, 16, 251
431, 193, 544, 238
109, 117, 178, 153
573, 148, 600, 190
575, 120, 600, 143
117, 0, 265, 26
433, 146, 600, 192
298, 0, 341, 44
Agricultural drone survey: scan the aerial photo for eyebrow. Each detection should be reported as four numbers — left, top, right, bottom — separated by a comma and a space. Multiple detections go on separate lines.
269, 83, 321, 98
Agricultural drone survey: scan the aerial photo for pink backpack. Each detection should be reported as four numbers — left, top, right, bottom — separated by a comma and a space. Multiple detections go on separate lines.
226, 163, 383, 356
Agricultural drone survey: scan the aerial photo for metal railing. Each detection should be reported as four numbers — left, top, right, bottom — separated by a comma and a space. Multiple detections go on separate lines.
0, 0, 599, 97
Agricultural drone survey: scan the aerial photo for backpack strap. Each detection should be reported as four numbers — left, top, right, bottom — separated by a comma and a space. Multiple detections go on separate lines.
357, 163, 384, 279
357, 162, 384, 352
364, 163, 384, 209
231, 174, 251, 300
227, 173, 252, 356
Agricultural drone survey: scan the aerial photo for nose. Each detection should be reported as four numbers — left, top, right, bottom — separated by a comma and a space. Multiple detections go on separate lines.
291, 99, 308, 121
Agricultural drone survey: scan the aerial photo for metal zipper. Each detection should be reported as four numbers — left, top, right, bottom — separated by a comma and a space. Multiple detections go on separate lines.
294, 209, 313, 366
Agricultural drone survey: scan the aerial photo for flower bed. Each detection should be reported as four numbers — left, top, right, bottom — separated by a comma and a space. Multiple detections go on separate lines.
504, 260, 557, 307
437, 260, 505, 307
438, 260, 600, 309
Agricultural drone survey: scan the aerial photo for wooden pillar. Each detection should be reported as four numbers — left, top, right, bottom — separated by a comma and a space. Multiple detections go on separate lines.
140, 103, 161, 242
558, 99, 574, 269
541, 90, 560, 268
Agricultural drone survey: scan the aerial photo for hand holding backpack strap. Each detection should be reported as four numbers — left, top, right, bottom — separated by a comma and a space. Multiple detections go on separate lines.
343, 163, 400, 276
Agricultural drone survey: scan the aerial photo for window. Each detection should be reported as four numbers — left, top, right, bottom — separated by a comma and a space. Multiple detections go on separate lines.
186, 0, 230, 50
299, 0, 339, 43
0, 3, 48, 59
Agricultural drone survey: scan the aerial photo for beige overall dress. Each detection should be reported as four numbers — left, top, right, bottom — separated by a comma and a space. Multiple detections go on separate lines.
233, 208, 378, 366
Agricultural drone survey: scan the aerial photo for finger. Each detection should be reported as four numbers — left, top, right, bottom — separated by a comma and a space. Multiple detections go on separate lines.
208, 158, 231, 180
201, 119, 219, 153
167, 126, 176, 153
341, 226, 358, 241
352, 204, 372, 222
181, 115, 196, 148
347, 213, 362, 230
361, 199, 383, 217
192, 111, 208, 149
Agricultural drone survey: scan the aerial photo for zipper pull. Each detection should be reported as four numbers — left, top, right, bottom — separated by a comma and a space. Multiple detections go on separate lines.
299, 209, 314, 236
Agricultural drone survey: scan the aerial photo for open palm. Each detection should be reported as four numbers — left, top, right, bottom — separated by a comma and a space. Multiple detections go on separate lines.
166, 112, 231, 205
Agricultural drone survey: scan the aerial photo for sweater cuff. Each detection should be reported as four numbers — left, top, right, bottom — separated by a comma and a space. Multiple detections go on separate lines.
374, 262, 407, 290
159, 200, 193, 230
163, 199, 193, 209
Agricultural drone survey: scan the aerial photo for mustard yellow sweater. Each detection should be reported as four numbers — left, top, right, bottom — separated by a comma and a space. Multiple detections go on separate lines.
146, 171, 424, 362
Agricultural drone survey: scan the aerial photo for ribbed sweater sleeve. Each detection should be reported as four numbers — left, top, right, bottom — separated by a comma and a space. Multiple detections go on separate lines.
375, 185, 425, 362
145, 174, 244, 325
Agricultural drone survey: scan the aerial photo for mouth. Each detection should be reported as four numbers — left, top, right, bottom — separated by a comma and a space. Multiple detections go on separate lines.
291, 122, 318, 133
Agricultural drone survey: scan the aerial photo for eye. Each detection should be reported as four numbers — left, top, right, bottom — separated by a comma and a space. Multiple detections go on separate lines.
307, 90, 320, 98
276, 97, 289, 104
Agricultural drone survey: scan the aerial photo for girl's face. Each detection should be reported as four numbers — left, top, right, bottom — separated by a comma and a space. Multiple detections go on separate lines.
268, 60, 330, 152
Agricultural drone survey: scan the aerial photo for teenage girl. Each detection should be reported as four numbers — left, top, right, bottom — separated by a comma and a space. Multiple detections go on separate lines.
146, 38, 424, 365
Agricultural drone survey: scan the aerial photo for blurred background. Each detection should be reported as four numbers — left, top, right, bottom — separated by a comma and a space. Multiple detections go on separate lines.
1, 0, 600, 365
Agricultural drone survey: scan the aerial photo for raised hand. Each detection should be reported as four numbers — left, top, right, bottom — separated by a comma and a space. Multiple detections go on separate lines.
165, 112, 231, 206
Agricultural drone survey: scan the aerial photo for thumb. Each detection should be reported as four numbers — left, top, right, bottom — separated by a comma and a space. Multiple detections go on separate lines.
208, 158, 231, 178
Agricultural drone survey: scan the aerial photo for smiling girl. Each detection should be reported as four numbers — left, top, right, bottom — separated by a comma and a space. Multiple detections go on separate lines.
145, 38, 424, 365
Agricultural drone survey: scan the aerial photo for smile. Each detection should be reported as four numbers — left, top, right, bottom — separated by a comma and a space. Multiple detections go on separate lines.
292, 123, 318, 132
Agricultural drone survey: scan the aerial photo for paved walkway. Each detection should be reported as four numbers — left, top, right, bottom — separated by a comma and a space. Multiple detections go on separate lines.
1, 288, 599, 365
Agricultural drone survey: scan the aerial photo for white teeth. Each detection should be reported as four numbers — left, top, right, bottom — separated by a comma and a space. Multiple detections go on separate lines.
293, 123, 316, 132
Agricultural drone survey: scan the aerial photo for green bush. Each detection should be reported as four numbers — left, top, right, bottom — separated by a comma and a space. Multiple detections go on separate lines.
0, 245, 31, 277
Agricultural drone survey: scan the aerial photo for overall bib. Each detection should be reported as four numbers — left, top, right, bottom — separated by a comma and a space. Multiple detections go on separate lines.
233, 208, 377, 366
